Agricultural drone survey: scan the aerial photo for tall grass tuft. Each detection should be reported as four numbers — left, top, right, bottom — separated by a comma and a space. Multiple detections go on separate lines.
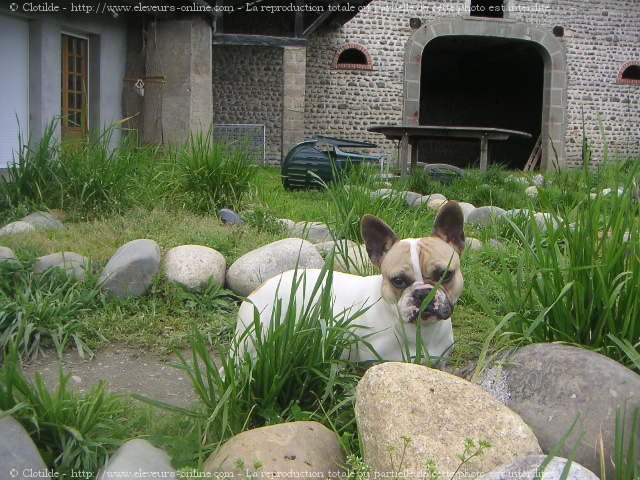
0, 122, 60, 213
501, 144, 640, 371
0, 345, 128, 476
164, 130, 257, 213
0, 261, 102, 360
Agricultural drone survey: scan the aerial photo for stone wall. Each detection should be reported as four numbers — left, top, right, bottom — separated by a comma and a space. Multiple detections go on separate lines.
305, 0, 640, 169
213, 45, 283, 163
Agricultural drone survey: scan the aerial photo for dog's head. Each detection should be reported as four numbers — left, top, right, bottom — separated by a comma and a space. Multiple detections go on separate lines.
361, 201, 465, 324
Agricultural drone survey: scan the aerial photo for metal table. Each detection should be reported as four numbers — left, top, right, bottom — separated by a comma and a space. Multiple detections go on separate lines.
368, 125, 532, 175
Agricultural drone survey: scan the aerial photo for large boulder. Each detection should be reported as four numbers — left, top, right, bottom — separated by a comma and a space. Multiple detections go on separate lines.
204, 421, 345, 479
163, 245, 226, 291
96, 439, 175, 480
99, 239, 161, 298
478, 455, 599, 480
226, 238, 324, 296
33, 252, 89, 280
21, 211, 63, 231
0, 415, 50, 479
478, 344, 640, 478
466, 206, 506, 226
356, 363, 541, 479
0, 221, 35, 236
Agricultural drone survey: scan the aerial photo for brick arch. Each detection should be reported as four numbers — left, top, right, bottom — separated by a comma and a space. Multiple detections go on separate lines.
332, 43, 374, 71
403, 18, 567, 170
617, 61, 640, 85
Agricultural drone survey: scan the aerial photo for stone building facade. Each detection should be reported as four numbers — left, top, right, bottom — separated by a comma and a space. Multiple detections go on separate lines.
304, 0, 640, 169
212, 0, 640, 170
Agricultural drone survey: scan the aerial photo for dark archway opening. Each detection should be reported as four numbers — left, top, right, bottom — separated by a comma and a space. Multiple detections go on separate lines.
338, 48, 367, 65
418, 36, 544, 169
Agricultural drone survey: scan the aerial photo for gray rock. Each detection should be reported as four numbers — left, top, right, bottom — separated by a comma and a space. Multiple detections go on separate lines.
314, 239, 358, 257
163, 245, 226, 291
356, 363, 541, 479
478, 455, 599, 480
0, 246, 17, 264
509, 176, 530, 185
488, 239, 507, 251
402, 190, 426, 207
426, 197, 448, 211
503, 209, 535, 220
526, 185, 539, 198
457, 201, 476, 221
334, 243, 374, 274
466, 206, 507, 226
203, 421, 345, 479
370, 188, 396, 200
21, 211, 63, 230
34, 252, 89, 280
0, 415, 50, 479
287, 221, 333, 244
532, 174, 545, 187
226, 238, 324, 296
0, 221, 35, 236
99, 239, 161, 298
533, 212, 560, 231
96, 439, 175, 480
478, 344, 640, 478
465, 237, 483, 251
219, 209, 245, 226
276, 218, 295, 230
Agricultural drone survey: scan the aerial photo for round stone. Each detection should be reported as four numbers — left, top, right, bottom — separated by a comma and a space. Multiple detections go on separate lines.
163, 245, 226, 291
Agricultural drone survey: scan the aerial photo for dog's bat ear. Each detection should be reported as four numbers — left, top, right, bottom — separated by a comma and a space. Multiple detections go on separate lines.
361, 215, 399, 267
433, 201, 465, 255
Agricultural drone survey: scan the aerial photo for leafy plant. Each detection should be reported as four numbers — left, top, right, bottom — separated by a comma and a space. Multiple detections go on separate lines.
0, 346, 128, 475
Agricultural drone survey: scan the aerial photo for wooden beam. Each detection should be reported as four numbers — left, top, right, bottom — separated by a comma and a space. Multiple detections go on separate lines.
213, 0, 224, 34
303, 4, 334, 37
212, 33, 307, 47
294, 0, 304, 37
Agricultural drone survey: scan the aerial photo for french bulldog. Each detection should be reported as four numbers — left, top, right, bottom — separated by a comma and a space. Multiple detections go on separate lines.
235, 201, 465, 362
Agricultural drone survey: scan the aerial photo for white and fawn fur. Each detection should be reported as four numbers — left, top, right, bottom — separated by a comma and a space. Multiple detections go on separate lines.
235, 202, 466, 362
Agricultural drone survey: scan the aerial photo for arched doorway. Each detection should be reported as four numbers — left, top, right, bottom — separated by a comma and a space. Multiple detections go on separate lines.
403, 19, 567, 171
419, 36, 544, 169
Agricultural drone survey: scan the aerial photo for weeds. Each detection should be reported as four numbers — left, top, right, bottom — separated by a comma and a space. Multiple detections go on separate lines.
136, 262, 368, 457
164, 130, 257, 213
501, 150, 640, 371
0, 261, 102, 360
0, 345, 128, 475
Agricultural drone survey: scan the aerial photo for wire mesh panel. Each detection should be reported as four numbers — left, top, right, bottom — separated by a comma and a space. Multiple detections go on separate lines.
212, 124, 266, 165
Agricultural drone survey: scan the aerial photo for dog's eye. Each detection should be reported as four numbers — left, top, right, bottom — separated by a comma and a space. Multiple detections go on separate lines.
434, 268, 454, 283
391, 276, 408, 289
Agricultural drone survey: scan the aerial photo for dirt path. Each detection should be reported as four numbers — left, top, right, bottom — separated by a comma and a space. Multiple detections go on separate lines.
22, 346, 202, 407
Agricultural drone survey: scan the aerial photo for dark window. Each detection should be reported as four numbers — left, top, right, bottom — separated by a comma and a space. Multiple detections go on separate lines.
470, 0, 505, 18
622, 65, 640, 81
338, 48, 367, 65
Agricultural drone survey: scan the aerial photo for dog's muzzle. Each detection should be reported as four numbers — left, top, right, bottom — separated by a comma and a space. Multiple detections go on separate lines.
406, 283, 454, 324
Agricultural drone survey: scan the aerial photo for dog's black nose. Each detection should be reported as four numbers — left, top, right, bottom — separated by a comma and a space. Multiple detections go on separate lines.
412, 287, 433, 304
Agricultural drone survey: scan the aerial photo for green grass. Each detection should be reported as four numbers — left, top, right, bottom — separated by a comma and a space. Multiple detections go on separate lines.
0, 346, 129, 475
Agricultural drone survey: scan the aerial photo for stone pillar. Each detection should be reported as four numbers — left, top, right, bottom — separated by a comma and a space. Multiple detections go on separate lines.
143, 17, 213, 145
281, 46, 306, 161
